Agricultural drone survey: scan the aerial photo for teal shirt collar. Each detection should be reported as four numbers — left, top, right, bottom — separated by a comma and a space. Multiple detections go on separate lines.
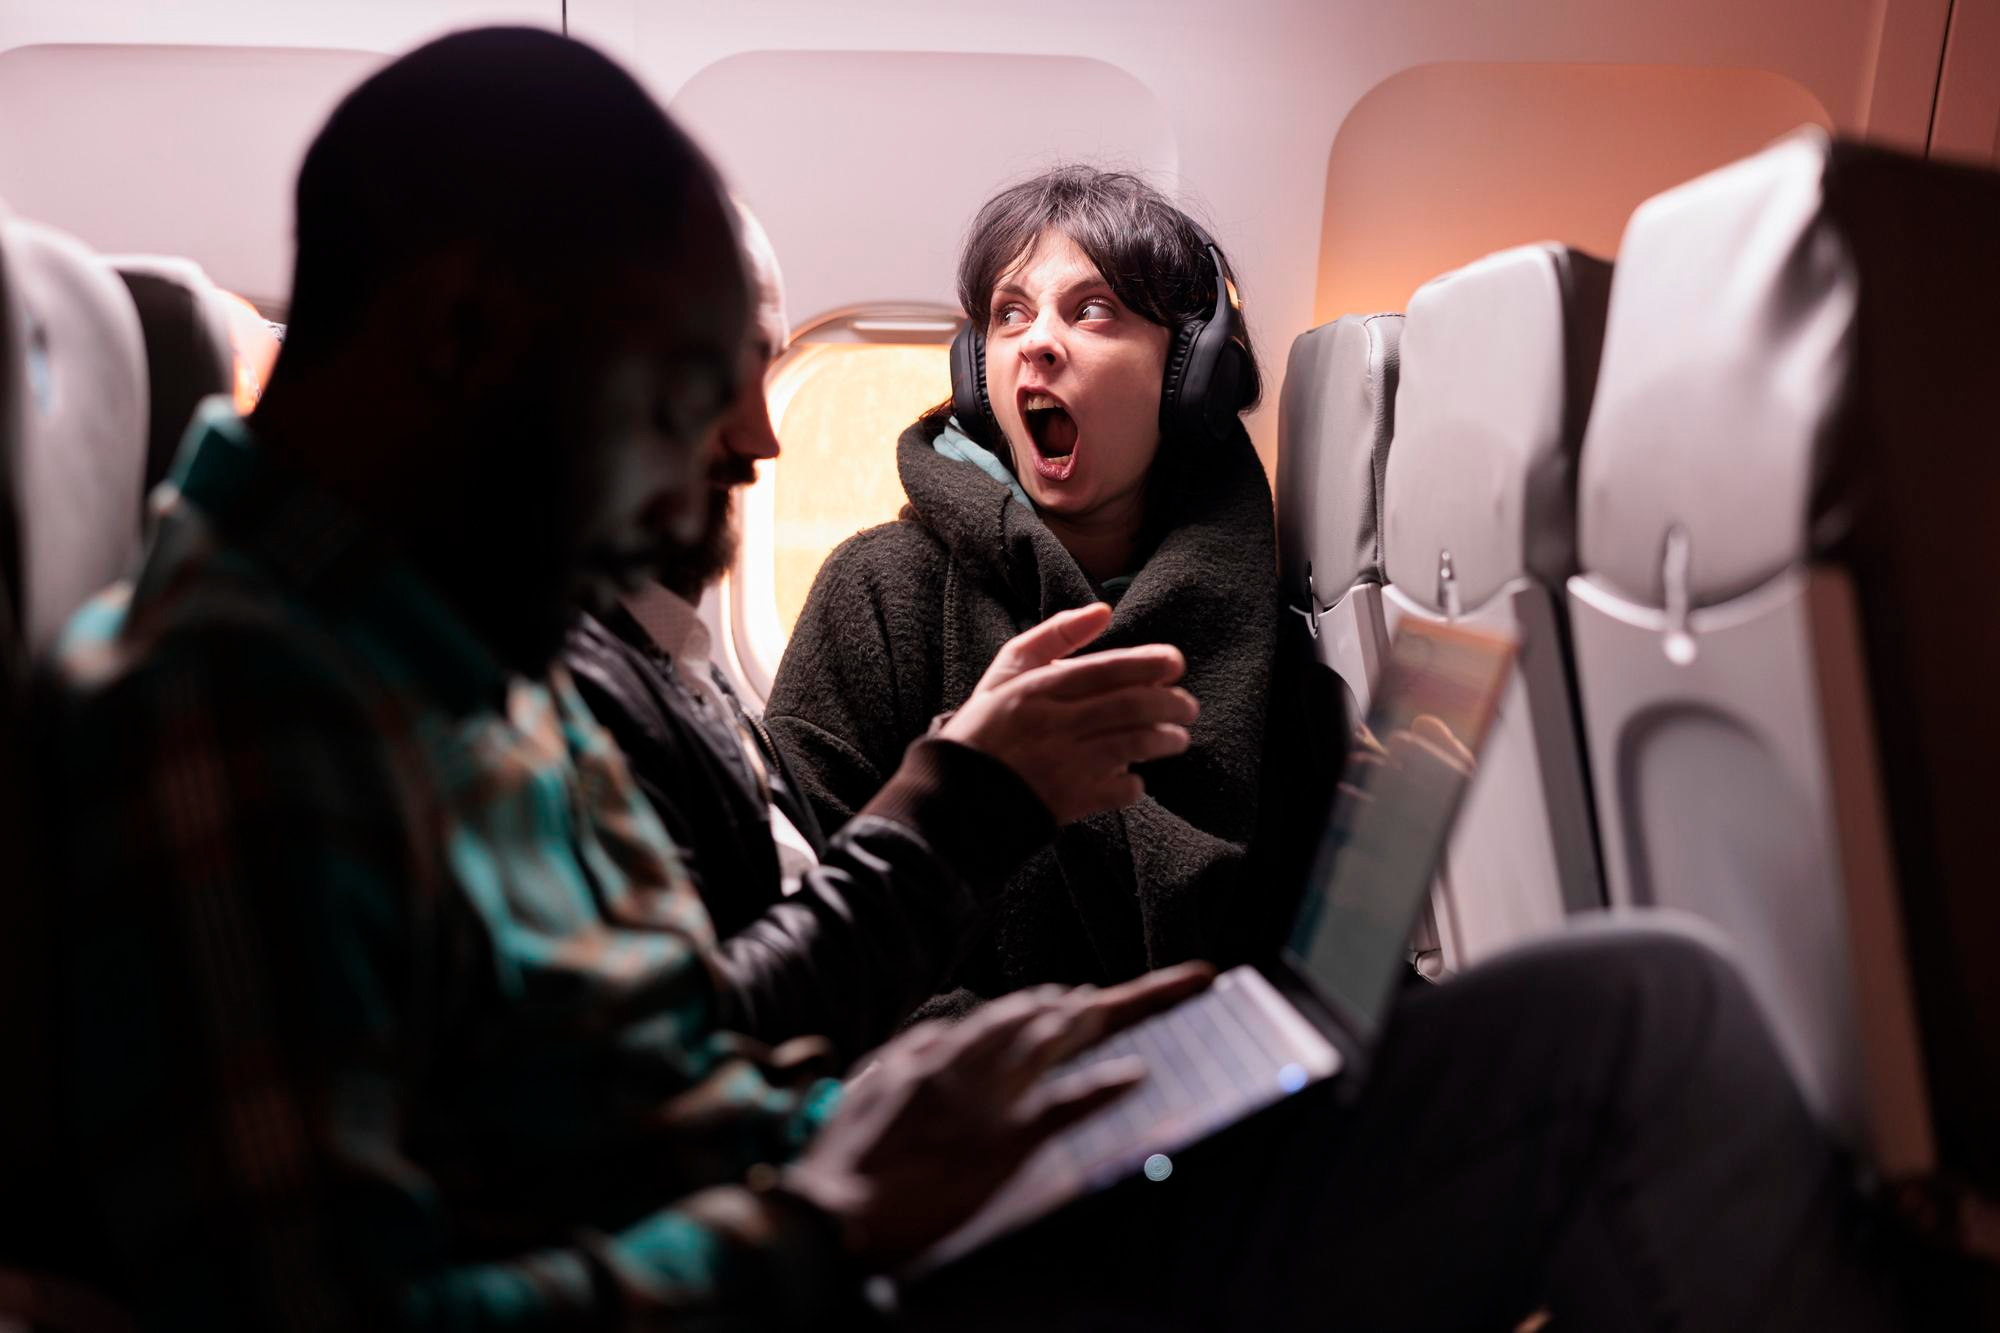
934, 415, 1034, 510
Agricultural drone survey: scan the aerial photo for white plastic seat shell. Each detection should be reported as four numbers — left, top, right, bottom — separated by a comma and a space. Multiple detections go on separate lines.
0, 209, 149, 659
1566, 128, 1878, 1152
1379, 242, 1612, 970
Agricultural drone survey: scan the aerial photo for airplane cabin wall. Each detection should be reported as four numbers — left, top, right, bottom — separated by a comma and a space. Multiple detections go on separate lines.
567, 0, 1958, 471
0, 0, 1982, 479
1930, 0, 2000, 165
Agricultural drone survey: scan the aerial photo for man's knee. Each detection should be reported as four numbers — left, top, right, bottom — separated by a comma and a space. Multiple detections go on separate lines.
1440, 912, 1784, 1103
1484, 907, 1749, 1001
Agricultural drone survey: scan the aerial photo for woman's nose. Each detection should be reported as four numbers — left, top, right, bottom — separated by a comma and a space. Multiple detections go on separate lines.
1021, 314, 1065, 369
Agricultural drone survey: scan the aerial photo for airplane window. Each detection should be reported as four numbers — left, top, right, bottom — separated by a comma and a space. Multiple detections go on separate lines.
1314, 63, 1833, 320
727, 306, 960, 693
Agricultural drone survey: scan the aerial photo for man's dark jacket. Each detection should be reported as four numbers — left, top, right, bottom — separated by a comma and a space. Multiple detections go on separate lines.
570, 605, 825, 937
566, 604, 1046, 1062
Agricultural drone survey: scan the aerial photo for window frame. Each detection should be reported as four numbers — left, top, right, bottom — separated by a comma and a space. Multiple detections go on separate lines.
718, 302, 964, 705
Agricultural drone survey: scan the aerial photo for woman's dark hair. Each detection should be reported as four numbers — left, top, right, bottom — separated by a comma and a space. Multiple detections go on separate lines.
956, 165, 1263, 412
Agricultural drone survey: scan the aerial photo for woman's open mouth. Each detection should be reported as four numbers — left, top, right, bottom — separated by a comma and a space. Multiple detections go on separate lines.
1021, 391, 1079, 481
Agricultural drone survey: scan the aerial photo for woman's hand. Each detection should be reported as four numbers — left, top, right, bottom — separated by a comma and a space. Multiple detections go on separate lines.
940, 603, 1197, 823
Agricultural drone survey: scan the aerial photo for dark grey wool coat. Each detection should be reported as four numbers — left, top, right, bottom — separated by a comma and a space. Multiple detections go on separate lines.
764, 413, 1345, 1016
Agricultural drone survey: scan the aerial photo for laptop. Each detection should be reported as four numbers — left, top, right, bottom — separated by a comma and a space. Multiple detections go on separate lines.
918, 617, 1517, 1271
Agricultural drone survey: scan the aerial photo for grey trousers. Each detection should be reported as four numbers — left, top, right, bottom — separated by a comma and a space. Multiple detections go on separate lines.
903, 917, 1914, 1331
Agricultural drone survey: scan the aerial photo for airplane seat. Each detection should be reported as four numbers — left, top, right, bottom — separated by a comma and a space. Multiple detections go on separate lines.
1567, 126, 2000, 1201
1276, 314, 1460, 969
1379, 243, 1611, 971
0, 214, 148, 662
1275, 312, 1403, 720
0, 208, 145, 1333
106, 257, 234, 498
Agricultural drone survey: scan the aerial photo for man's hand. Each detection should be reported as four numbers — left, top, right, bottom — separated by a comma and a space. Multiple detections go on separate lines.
939, 603, 1197, 823
781, 962, 1215, 1271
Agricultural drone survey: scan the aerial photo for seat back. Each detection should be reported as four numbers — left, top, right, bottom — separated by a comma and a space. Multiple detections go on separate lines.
1569, 129, 1866, 1143
0, 207, 32, 1158
1565, 127, 2000, 1175
1380, 244, 1611, 969
1817, 141, 2000, 1201
107, 257, 234, 497
0, 216, 147, 659
1275, 313, 1402, 721
0, 296, 29, 1333
1278, 314, 1460, 970
0, 209, 146, 1329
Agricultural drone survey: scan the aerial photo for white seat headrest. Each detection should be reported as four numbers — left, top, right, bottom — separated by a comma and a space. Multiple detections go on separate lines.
1384, 243, 1612, 615
1276, 313, 1402, 606
1577, 127, 1853, 610
0, 217, 149, 657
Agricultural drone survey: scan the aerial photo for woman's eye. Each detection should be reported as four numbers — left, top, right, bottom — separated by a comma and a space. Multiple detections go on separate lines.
994, 307, 1024, 327
1079, 299, 1114, 320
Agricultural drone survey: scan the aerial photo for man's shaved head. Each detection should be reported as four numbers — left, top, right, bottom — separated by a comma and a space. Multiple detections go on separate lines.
259, 28, 752, 674
283, 27, 741, 365
733, 199, 789, 357
647, 199, 793, 601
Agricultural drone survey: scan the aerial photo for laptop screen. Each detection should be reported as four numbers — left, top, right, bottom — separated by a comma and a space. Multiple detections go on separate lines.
1285, 619, 1515, 1036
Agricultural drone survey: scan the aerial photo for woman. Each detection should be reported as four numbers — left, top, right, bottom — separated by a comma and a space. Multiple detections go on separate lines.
765, 166, 1344, 1014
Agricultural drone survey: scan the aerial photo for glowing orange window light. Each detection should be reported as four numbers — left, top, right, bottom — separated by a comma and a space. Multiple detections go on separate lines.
1314, 64, 1832, 324
217, 290, 280, 414
760, 342, 951, 635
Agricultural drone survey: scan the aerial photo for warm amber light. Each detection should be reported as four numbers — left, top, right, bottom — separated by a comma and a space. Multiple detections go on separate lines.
766, 343, 951, 635
218, 289, 279, 414
1315, 64, 1832, 323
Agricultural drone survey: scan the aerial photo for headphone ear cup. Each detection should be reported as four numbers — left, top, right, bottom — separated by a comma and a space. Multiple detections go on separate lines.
1205, 338, 1249, 436
1166, 233, 1254, 445
949, 321, 1000, 449
1159, 319, 1203, 435
974, 329, 994, 428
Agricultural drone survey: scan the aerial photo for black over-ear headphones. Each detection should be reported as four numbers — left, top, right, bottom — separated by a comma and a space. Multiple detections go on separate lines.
949, 218, 1252, 453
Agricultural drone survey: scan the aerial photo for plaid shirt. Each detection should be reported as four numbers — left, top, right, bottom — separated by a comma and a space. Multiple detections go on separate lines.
48, 404, 859, 1330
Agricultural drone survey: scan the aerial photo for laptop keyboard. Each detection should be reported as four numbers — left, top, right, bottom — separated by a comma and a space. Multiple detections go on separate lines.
1054, 969, 1330, 1175
915, 968, 1344, 1271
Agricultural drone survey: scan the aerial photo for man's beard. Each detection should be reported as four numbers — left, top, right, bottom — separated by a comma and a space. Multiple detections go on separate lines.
654, 455, 756, 600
